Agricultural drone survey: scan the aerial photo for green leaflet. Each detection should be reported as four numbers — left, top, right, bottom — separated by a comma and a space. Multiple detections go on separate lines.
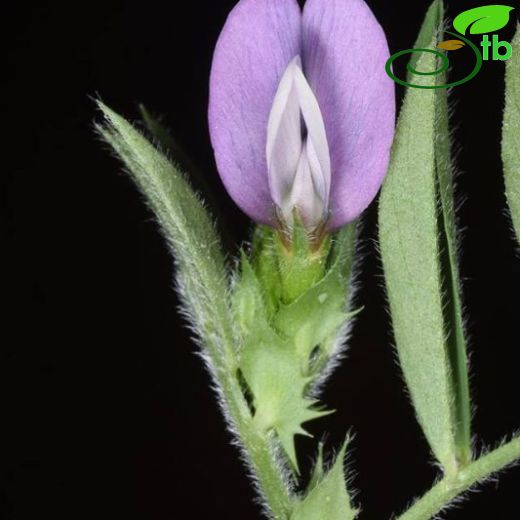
139, 104, 179, 155
291, 443, 358, 520
138, 104, 209, 195
379, 0, 471, 476
380, 48, 456, 473
435, 72, 472, 465
96, 103, 235, 374
138, 105, 232, 244
503, 24, 520, 243
408, 0, 444, 73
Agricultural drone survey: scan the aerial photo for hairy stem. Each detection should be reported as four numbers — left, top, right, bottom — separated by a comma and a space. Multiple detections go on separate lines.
396, 436, 520, 520
98, 103, 293, 519
221, 370, 294, 519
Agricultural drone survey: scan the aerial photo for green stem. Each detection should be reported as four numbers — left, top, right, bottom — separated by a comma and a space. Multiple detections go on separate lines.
208, 318, 293, 518
396, 436, 520, 520
222, 372, 294, 519
98, 103, 292, 518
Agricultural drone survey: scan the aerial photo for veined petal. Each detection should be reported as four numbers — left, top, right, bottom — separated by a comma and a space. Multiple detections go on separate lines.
208, 0, 302, 225
267, 57, 331, 228
302, 0, 396, 228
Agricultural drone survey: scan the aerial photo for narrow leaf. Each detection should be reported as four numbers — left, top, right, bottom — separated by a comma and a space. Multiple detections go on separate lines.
503, 24, 520, 243
379, 1, 470, 475
435, 72, 472, 466
138, 105, 233, 245
409, 0, 444, 73
139, 104, 206, 191
139, 104, 179, 155
96, 102, 235, 373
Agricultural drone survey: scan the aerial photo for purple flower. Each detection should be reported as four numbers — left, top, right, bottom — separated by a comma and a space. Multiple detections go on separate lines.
209, 0, 395, 230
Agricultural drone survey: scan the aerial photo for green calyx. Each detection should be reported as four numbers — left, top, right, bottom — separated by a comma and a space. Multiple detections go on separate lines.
252, 220, 332, 309
232, 222, 357, 471
276, 223, 331, 305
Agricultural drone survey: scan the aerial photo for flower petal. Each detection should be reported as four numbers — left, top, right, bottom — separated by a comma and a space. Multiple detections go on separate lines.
287, 139, 328, 227
266, 57, 304, 213
208, 0, 302, 224
292, 60, 331, 212
302, 0, 396, 228
267, 56, 331, 227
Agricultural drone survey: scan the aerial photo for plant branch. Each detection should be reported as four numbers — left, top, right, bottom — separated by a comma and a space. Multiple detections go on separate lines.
220, 368, 295, 519
97, 103, 293, 519
395, 436, 520, 520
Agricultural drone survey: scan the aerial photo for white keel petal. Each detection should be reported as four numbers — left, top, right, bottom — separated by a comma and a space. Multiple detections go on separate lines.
266, 56, 331, 229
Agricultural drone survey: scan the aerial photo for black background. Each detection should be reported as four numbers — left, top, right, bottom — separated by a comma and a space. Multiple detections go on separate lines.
4, 0, 520, 518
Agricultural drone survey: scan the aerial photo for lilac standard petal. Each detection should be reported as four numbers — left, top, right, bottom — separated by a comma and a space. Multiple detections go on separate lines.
302, 0, 396, 228
208, 0, 302, 224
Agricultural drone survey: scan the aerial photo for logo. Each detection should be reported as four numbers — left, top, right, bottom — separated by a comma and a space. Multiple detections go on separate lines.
386, 5, 515, 89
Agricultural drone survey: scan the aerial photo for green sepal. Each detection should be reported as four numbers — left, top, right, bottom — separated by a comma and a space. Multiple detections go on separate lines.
307, 443, 326, 492
232, 251, 269, 336
276, 218, 331, 304
251, 226, 282, 317
274, 245, 357, 375
291, 442, 358, 520
256, 221, 358, 376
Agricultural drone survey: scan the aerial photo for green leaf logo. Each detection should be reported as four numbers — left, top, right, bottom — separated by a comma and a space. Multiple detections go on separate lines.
453, 5, 515, 35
